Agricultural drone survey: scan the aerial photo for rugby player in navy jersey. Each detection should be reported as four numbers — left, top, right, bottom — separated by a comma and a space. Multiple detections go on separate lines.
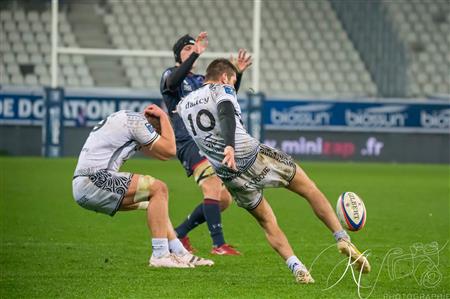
160, 32, 252, 255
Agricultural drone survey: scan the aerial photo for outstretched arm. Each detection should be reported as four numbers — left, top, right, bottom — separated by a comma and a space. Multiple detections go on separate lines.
165, 32, 208, 92
165, 53, 199, 91
231, 49, 252, 92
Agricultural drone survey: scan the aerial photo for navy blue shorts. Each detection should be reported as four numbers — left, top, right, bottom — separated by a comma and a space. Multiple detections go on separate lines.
177, 140, 208, 177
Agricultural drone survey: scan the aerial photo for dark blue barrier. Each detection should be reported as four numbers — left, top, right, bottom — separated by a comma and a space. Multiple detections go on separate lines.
264, 99, 450, 134
1, 87, 448, 162
0, 88, 162, 127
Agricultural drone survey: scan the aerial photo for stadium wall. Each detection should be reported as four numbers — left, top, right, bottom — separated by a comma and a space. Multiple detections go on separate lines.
0, 87, 449, 163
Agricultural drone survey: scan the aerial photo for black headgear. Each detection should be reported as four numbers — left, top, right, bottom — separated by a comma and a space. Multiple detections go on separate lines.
173, 34, 195, 63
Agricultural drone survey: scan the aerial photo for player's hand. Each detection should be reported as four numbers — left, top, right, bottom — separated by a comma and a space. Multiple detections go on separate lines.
144, 104, 164, 118
194, 31, 208, 55
222, 146, 237, 171
230, 49, 252, 73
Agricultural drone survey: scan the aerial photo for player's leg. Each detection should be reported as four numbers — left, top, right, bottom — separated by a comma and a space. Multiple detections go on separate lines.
286, 165, 371, 273
248, 198, 314, 283
120, 174, 190, 268
219, 184, 232, 211
286, 166, 342, 233
166, 219, 214, 267
199, 174, 240, 255
118, 201, 148, 211
174, 155, 238, 255
173, 159, 213, 251
172, 147, 211, 244
73, 170, 189, 268
121, 175, 168, 238
248, 198, 293, 259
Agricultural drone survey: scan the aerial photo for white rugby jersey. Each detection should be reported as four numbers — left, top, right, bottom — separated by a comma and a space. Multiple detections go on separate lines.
177, 83, 260, 179
74, 110, 159, 174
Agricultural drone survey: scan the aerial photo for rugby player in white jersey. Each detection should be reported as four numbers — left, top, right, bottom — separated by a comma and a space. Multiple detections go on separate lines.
72, 104, 213, 268
177, 59, 371, 283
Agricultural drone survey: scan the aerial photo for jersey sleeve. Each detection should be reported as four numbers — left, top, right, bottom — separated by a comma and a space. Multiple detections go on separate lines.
129, 113, 160, 146
215, 84, 237, 106
160, 68, 174, 95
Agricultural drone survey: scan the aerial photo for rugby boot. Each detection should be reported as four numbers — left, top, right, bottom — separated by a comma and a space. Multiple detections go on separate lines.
211, 244, 240, 255
337, 239, 371, 273
176, 252, 214, 267
294, 268, 315, 284
149, 253, 193, 268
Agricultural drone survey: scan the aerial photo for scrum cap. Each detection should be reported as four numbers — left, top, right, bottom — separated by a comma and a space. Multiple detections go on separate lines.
173, 34, 195, 63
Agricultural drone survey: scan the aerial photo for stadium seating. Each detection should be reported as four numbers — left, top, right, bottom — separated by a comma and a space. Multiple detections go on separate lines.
0, 0, 448, 98
383, 0, 450, 96
0, 3, 94, 87
100, 0, 377, 96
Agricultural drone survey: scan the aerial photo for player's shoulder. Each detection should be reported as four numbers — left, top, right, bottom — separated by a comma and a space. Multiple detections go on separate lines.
108, 110, 127, 121
192, 72, 205, 80
222, 84, 236, 96
123, 110, 147, 123
161, 66, 176, 79
210, 83, 236, 98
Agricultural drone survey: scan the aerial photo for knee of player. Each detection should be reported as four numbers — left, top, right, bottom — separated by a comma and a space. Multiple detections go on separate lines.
151, 180, 169, 200
200, 177, 222, 196
219, 188, 232, 211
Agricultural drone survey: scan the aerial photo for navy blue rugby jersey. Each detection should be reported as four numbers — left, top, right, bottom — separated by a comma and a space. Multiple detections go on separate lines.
160, 67, 204, 145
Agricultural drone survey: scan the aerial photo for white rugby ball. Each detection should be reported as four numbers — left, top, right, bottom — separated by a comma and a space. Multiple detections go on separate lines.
336, 192, 366, 231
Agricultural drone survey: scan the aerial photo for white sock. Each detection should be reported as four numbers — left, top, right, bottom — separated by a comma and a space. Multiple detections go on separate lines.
152, 238, 169, 258
169, 238, 189, 256
333, 230, 350, 242
286, 255, 307, 274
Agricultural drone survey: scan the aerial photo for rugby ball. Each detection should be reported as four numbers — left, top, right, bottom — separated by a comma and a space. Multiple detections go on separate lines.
336, 192, 366, 231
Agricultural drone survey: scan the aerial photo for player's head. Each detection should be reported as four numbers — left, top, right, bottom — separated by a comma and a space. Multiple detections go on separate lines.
205, 58, 238, 85
173, 34, 195, 64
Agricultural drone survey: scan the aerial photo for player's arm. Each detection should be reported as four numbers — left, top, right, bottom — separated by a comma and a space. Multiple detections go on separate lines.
231, 49, 252, 93
165, 32, 208, 93
165, 53, 199, 92
218, 101, 237, 170
142, 105, 176, 161
234, 73, 243, 92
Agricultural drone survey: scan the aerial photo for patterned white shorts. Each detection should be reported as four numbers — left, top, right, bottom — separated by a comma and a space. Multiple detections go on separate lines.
224, 144, 297, 210
72, 169, 132, 216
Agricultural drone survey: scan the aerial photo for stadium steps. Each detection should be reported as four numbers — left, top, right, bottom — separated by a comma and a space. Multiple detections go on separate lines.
329, 0, 408, 97
66, 0, 128, 87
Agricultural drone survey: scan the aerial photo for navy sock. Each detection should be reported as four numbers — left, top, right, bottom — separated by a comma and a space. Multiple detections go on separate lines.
203, 198, 225, 247
175, 203, 206, 238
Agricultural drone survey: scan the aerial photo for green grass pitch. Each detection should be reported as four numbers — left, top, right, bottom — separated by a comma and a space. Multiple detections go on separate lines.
1, 157, 449, 298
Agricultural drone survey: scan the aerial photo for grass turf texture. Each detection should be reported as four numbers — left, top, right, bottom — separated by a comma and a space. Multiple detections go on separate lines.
1, 157, 449, 298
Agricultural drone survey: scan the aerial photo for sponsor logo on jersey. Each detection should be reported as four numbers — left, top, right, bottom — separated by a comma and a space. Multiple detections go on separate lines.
345, 105, 408, 127
236, 166, 270, 191
145, 123, 155, 134
183, 80, 193, 92
184, 97, 209, 109
270, 104, 333, 126
224, 86, 235, 96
